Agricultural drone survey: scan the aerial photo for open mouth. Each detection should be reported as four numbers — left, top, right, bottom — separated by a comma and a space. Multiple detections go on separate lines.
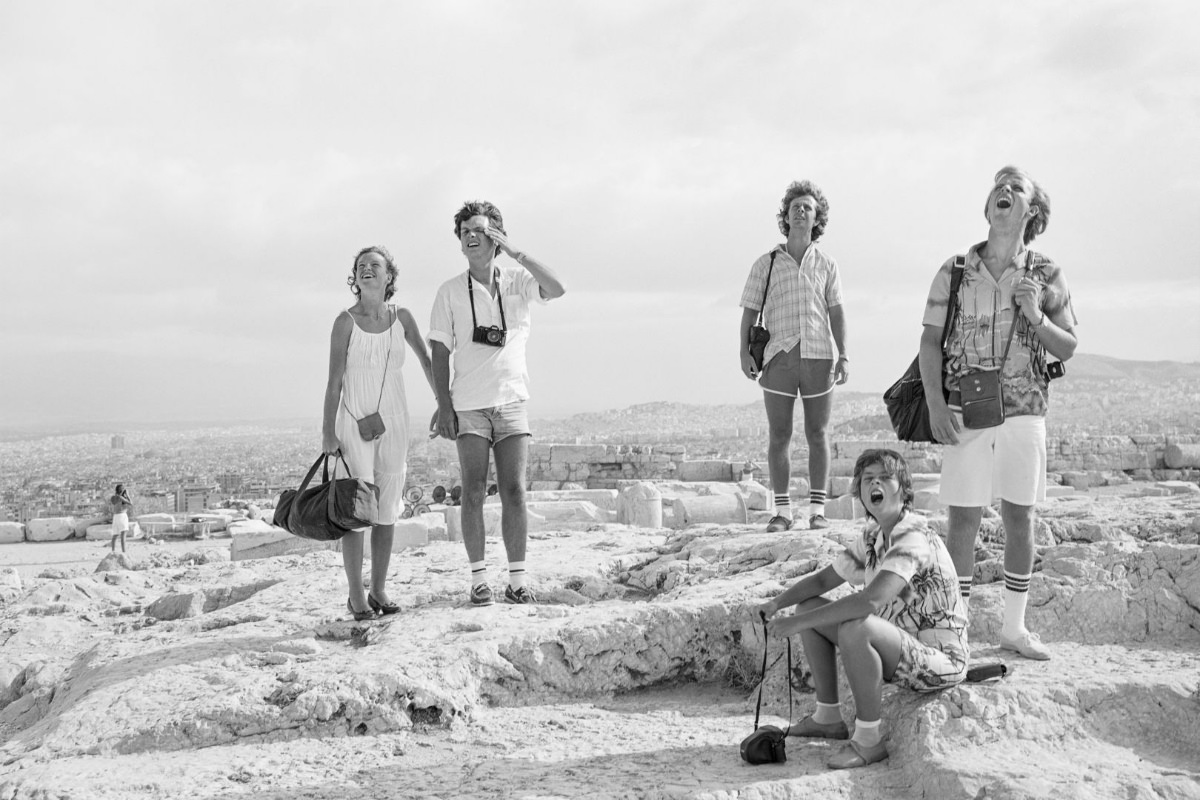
869, 488, 885, 504
996, 197, 1012, 209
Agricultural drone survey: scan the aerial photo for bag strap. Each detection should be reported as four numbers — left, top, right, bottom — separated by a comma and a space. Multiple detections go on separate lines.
940, 255, 966, 352
752, 612, 794, 734
754, 252, 778, 328
341, 308, 394, 421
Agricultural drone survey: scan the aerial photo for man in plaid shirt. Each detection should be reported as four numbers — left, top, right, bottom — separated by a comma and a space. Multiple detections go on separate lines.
739, 180, 849, 532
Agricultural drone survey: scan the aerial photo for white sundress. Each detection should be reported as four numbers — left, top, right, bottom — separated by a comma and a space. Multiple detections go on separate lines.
334, 308, 410, 525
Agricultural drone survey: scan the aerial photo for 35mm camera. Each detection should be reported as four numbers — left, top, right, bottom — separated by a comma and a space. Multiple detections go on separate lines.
472, 325, 506, 347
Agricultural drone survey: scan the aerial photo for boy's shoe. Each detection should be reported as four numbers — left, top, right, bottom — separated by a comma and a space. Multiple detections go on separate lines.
808, 514, 830, 530
765, 515, 793, 532
999, 629, 1051, 660
469, 583, 494, 607
827, 740, 889, 770
504, 585, 537, 604
789, 714, 849, 740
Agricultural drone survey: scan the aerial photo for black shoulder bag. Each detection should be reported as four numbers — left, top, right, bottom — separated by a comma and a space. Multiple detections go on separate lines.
739, 612, 793, 765
747, 252, 778, 373
883, 255, 966, 443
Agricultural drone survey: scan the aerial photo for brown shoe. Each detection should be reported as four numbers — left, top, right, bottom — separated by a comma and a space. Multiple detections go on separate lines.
765, 515, 793, 532
789, 714, 849, 740
827, 739, 889, 769
808, 514, 830, 530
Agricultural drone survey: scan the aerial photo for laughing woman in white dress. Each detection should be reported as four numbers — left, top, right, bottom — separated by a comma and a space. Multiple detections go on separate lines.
322, 246, 435, 620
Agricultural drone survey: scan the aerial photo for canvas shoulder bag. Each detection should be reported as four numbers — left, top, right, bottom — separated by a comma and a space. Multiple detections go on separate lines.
747, 252, 777, 373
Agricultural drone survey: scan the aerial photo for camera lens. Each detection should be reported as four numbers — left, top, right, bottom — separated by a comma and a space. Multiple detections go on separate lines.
487, 329, 501, 343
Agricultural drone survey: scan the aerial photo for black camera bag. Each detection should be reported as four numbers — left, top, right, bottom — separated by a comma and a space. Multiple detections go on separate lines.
740, 612, 793, 765
747, 252, 777, 373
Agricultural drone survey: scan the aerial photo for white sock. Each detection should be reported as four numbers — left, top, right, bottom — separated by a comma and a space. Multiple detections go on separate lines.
851, 718, 881, 749
470, 560, 487, 588
809, 490, 827, 517
774, 493, 791, 519
508, 561, 526, 590
812, 701, 841, 725
958, 575, 973, 610
1001, 571, 1032, 639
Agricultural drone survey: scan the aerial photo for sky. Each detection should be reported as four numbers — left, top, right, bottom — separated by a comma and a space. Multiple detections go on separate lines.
2, 0, 1198, 428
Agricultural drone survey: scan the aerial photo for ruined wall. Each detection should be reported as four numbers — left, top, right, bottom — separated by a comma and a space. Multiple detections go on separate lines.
528, 435, 1200, 491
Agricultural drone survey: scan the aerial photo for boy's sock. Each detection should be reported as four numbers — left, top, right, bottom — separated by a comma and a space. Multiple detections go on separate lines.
508, 561, 526, 590
958, 575, 974, 608
773, 493, 792, 520
809, 489, 827, 517
470, 561, 488, 588
1001, 570, 1032, 639
851, 718, 881, 749
812, 701, 841, 725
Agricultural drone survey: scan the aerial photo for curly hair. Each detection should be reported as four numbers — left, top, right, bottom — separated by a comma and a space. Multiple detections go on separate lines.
453, 200, 506, 257
346, 245, 398, 301
777, 180, 830, 241
985, 166, 1051, 244
850, 449, 914, 521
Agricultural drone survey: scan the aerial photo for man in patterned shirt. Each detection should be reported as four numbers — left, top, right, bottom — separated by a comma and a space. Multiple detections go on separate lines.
918, 166, 1078, 661
739, 180, 849, 532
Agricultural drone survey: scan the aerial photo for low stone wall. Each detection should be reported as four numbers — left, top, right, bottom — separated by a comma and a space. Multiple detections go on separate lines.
525, 434, 1200, 491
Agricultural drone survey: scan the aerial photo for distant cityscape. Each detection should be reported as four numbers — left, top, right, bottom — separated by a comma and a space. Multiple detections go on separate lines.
3, 354, 1198, 524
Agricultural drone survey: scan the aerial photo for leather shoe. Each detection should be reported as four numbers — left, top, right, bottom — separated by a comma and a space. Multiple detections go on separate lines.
827, 739, 888, 770
789, 714, 849, 740
765, 515, 792, 533
999, 630, 1051, 660
808, 514, 830, 530
346, 598, 376, 622
368, 593, 401, 615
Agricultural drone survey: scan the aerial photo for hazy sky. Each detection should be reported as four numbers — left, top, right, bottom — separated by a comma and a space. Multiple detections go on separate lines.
3, 1, 1198, 428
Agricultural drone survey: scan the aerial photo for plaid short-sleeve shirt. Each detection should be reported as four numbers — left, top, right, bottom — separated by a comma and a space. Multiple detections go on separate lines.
923, 244, 1077, 418
740, 243, 843, 363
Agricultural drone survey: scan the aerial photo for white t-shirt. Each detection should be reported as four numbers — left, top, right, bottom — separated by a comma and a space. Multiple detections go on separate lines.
428, 266, 547, 411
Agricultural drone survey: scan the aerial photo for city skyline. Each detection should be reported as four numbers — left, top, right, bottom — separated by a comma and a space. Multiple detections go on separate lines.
3, 1, 1199, 427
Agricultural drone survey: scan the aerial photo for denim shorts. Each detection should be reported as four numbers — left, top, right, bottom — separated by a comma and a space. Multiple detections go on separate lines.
456, 400, 531, 444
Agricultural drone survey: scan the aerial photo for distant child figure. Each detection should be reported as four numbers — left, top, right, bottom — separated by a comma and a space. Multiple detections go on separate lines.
754, 449, 967, 770
109, 484, 133, 553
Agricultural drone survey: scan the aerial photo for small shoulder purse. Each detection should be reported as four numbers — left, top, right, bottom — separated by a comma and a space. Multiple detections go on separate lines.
347, 308, 393, 441
960, 291, 1021, 430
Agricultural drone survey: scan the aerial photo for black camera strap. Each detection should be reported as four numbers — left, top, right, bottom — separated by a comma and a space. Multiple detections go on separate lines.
752, 612, 793, 735
468, 268, 507, 333
754, 251, 778, 329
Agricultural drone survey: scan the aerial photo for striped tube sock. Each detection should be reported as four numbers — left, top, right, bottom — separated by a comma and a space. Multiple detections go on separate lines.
851, 718, 882, 749
958, 576, 973, 607
470, 560, 488, 588
508, 561, 526, 590
809, 489, 827, 517
773, 493, 792, 520
1001, 571, 1032, 639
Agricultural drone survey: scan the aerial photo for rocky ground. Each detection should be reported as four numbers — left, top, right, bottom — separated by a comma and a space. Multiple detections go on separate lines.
0, 489, 1198, 800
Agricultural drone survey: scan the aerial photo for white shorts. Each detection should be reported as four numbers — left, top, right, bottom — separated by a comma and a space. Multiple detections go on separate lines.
112, 512, 130, 533
938, 414, 1046, 507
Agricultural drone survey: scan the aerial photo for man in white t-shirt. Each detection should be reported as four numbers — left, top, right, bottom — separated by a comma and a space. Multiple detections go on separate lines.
429, 200, 565, 607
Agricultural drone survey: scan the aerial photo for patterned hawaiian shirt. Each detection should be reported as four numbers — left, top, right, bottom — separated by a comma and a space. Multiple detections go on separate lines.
740, 243, 843, 364
923, 243, 1077, 417
832, 513, 968, 650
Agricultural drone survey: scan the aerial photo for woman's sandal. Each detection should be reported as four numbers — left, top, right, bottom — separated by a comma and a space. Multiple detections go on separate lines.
368, 593, 401, 615
347, 598, 377, 622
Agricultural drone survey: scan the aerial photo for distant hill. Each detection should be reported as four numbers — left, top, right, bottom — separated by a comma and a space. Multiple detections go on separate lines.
536, 354, 1200, 440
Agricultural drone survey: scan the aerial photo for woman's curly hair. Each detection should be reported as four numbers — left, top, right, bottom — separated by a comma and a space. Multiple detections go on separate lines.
347, 245, 398, 301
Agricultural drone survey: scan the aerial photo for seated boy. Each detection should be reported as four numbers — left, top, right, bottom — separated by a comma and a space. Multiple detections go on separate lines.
755, 448, 968, 769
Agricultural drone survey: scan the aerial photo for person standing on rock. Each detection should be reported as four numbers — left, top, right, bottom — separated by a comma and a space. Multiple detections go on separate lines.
108, 484, 133, 553
322, 245, 436, 621
755, 449, 968, 770
918, 166, 1077, 660
739, 180, 849, 532
429, 200, 565, 607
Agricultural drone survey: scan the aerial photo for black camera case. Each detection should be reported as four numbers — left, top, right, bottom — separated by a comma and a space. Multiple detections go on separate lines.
740, 724, 787, 764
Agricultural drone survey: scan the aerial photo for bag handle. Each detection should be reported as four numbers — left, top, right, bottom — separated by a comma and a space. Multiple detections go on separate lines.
754, 252, 778, 329
752, 612, 794, 735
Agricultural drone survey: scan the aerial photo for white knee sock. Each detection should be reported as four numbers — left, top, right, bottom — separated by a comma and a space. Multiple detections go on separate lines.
809, 489, 827, 517
958, 575, 973, 609
774, 493, 791, 519
851, 718, 881, 748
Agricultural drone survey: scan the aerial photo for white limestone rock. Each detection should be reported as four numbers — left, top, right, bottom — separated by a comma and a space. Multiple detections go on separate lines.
25, 517, 75, 542
0, 522, 25, 545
